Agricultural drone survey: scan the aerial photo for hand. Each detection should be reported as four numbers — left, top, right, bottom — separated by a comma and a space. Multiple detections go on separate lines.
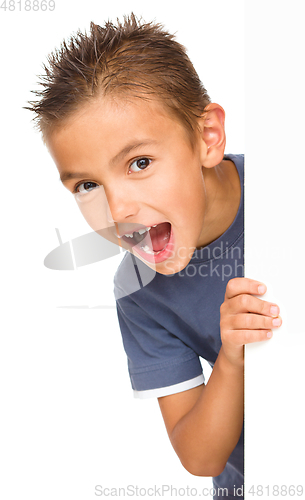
220, 278, 282, 367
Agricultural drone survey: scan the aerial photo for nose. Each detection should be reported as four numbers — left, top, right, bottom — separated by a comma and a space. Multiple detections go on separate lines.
104, 185, 140, 223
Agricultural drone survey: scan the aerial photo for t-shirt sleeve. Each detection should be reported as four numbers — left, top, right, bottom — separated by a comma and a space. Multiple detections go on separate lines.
116, 293, 204, 399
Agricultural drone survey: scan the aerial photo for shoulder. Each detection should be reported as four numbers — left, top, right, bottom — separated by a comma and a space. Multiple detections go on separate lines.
224, 153, 244, 181
114, 252, 156, 300
224, 153, 244, 165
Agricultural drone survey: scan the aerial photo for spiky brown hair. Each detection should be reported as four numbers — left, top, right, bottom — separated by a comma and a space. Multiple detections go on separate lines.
26, 13, 211, 142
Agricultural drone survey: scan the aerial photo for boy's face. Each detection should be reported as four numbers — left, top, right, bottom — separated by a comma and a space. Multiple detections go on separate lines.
46, 96, 210, 275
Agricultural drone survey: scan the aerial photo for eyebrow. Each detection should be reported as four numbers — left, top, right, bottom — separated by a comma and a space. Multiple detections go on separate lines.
60, 171, 92, 184
109, 140, 157, 166
60, 140, 157, 184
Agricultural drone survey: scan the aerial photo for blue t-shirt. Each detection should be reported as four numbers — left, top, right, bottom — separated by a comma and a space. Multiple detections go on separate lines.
114, 154, 244, 499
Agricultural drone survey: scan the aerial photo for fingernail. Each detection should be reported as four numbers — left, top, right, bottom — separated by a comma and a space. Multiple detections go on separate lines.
272, 317, 281, 327
270, 305, 279, 316
267, 331, 273, 338
258, 284, 266, 294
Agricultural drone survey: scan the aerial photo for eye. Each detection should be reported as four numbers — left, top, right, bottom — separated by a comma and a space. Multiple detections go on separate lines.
74, 181, 99, 194
128, 157, 152, 173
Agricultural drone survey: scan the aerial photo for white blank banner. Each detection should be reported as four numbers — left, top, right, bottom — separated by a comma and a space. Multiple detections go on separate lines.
245, 1, 305, 496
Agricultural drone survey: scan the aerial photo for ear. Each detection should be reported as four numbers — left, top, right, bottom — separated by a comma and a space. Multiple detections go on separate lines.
198, 103, 226, 168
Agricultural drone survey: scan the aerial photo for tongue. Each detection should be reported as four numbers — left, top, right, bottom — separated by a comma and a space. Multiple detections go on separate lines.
148, 222, 171, 252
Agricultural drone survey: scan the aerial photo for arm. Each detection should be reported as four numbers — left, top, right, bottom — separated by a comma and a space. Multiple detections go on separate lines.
158, 347, 243, 477
158, 278, 282, 477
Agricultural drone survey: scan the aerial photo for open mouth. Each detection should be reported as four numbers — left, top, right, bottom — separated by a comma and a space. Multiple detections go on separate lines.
119, 222, 172, 262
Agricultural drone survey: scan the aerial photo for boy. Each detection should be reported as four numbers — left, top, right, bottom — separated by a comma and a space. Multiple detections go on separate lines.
27, 14, 281, 499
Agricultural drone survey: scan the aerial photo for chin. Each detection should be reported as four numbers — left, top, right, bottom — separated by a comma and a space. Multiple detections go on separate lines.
132, 250, 192, 276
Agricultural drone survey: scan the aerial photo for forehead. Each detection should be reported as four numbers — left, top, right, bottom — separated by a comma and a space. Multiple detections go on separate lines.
49, 94, 182, 137
45, 95, 192, 171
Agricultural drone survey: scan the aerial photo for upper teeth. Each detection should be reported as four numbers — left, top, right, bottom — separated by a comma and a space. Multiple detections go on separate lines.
118, 226, 154, 238
138, 227, 150, 235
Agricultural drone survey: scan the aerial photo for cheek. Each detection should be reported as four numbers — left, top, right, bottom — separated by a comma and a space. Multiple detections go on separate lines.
142, 155, 205, 217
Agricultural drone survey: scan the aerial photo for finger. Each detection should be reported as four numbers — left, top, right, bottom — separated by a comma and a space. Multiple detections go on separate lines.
229, 313, 282, 331
225, 277, 267, 300
226, 294, 280, 317
225, 329, 273, 345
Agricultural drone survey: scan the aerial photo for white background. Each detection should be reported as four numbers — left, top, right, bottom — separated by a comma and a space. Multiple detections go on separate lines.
1, 0, 285, 498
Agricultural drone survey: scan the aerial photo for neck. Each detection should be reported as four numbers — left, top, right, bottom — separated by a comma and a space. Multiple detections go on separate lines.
196, 159, 241, 249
